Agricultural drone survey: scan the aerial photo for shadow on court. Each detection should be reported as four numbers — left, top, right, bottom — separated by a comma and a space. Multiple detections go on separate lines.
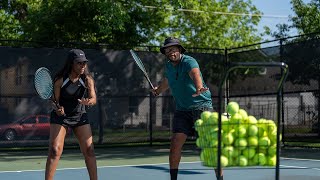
136, 165, 206, 175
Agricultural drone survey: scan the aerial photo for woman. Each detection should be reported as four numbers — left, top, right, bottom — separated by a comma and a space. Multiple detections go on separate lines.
45, 49, 97, 180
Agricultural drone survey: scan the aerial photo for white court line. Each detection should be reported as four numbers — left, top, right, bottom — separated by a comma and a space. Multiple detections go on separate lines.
0, 161, 201, 174
281, 157, 320, 162
280, 165, 320, 171
1, 158, 320, 174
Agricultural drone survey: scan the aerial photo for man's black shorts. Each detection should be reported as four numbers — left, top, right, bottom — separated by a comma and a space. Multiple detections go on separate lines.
173, 107, 212, 136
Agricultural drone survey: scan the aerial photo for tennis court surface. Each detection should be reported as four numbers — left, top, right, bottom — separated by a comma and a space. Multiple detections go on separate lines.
0, 146, 319, 180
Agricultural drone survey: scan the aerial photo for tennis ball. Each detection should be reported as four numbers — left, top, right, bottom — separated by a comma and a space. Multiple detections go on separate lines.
237, 155, 248, 166
221, 116, 231, 132
194, 119, 203, 131
268, 130, 277, 145
232, 148, 241, 158
257, 118, 267, 129
208, 138, 218, 148
220, 155, 229, 167
206, 158, 216, 167
242, 148, 256, 159
257, 126, 265, 137
222, 133, 234, 145
222, 146, 234, 158
267, 155, 276, 166
268, 145, 277, 156
238, 109, 248, 122
201, 111, 212, 122
205, 128, 218, 140
257, 148, 267, 155
228, 156, 235, 166
234, 138, 247, 150
234, 125, 247, 138
230, 113, 243, 125
253, 153, 266, 166
201, 148, 215, 161
248, 159, 257, 166
196, 137, 207, 148
207, 112, 219, 124
196, 129, 205, 137
265, 120, 277, 133
200, 150, 206, 161
247, 115, 257, 124
247, 136, 258, 147
227, 102, 239, 115
258, 137, 271, 149
247, 125, 258, 136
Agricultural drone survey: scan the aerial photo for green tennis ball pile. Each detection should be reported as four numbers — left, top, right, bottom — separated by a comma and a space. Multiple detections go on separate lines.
194, 101, 279, 167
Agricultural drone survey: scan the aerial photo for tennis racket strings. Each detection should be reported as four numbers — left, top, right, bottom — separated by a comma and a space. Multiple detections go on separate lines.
34, 67, 54, 100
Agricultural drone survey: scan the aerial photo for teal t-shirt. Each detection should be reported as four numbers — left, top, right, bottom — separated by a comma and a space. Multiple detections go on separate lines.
165, 55, 212, 111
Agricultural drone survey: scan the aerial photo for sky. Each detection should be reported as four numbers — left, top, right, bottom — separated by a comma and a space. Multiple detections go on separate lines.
252, 0, 311, 41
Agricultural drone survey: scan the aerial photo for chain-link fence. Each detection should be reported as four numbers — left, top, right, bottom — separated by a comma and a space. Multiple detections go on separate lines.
0, 33, 319, 148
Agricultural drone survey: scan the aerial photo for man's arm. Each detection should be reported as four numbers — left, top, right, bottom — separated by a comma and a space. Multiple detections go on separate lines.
151, 78, 169, 96
189, 68, 208, 97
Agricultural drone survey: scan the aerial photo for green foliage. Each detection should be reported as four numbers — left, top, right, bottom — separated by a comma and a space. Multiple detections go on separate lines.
20, 0, 131, 44
271, 0, 320, 85
3, 0, 263, 48
0, 10, 21, 40
155, 0, 263, 49
291, 0, 320, 35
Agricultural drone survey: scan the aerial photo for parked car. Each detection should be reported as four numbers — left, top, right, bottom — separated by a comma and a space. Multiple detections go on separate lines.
0, 114, 51, 141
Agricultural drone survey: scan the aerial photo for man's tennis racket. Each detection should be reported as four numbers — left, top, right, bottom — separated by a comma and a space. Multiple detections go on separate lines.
34, 67, 60, 108
129, 49, 155, 89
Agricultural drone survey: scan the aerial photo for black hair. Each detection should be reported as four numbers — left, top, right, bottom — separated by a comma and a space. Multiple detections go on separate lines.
54, 53, 92, 83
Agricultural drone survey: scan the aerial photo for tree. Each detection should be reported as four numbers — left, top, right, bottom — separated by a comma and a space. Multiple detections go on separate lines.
3, 0, 266, 84
160, 0, 263, 49
5, 0, 264, 47
0, 9, 21, 41
291, 0, 320, 35
270, 0, 320, 86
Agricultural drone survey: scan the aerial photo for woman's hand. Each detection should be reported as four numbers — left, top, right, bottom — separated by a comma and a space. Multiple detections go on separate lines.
78, 98, 93, 106
55, 106, 65, 116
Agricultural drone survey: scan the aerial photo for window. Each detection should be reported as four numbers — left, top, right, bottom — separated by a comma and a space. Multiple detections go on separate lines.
15, 65, 22, 85
23, 117, 36, 124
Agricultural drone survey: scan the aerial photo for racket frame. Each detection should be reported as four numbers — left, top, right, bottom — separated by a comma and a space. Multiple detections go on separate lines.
129, 50, 155, 89
34, 67, 60, 109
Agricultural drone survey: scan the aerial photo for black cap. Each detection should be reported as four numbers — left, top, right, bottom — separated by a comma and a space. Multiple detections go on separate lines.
160, 37, 186, 54
68, 49, 88, 62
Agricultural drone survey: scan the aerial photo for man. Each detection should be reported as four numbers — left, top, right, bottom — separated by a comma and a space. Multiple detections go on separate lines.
151, 37, 223, 180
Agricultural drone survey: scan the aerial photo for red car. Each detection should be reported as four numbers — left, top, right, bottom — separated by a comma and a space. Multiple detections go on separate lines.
0, 114, 51, 141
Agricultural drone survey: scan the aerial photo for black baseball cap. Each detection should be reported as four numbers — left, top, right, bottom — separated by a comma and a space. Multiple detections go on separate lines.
68, 49, 88, 62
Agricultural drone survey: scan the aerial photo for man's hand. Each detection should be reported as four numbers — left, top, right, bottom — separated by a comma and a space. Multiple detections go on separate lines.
192, 87, 209, 97
151, 87, 160, 96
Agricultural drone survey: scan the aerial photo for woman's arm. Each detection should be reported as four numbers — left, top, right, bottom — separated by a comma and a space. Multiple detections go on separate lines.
53, 78, 65, 116
78, 76, 97, 105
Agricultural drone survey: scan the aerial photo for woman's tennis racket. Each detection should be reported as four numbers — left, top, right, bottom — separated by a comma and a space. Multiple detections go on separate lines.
34, 67, 60, 108
129, 49, 155, 89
